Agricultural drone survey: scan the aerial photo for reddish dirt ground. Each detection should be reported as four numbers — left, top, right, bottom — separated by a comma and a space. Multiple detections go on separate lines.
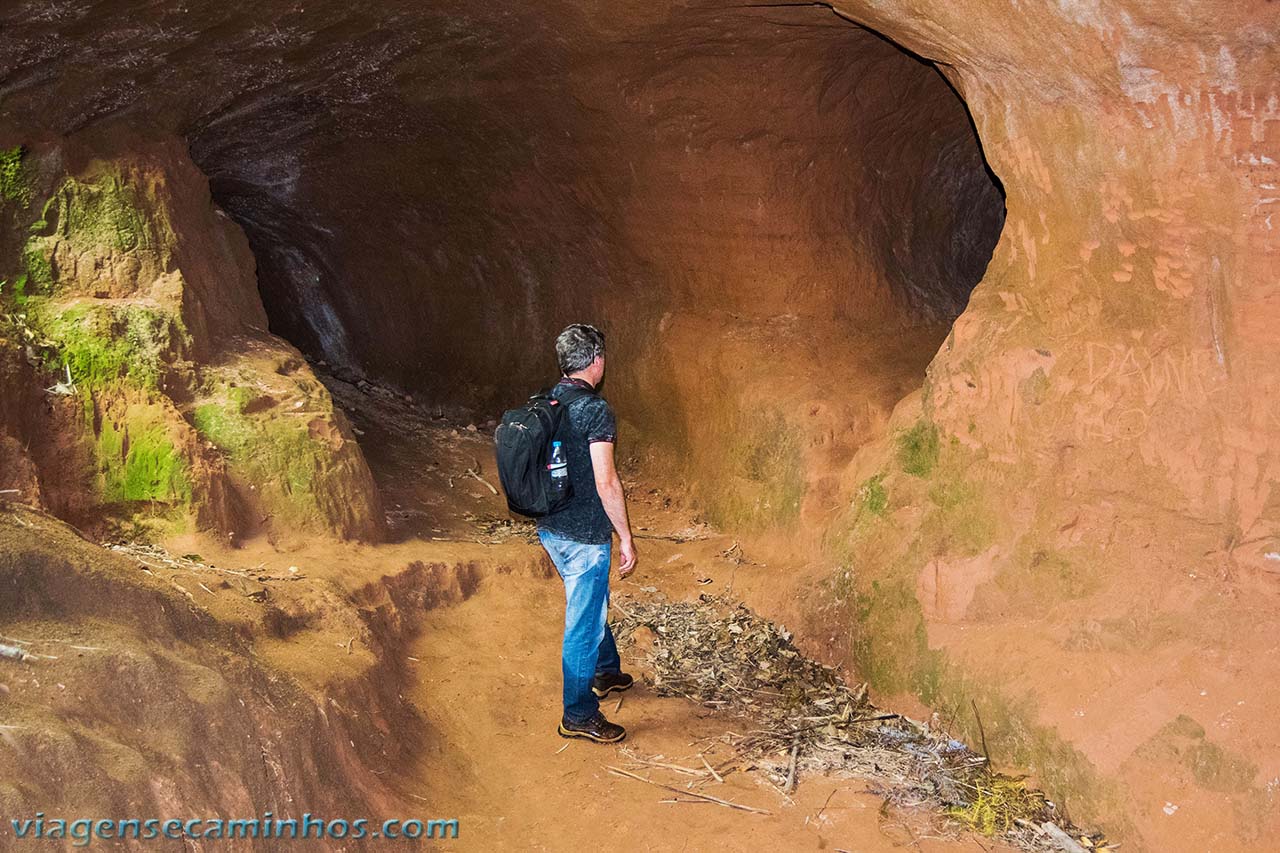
152, 385, 1018, 852
400, 569, 1007, 853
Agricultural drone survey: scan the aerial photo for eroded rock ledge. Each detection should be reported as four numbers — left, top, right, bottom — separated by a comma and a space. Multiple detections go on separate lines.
0, 128, 382, 541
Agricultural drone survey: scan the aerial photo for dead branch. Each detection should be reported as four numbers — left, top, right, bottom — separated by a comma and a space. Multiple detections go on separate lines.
606, 766, 770, 815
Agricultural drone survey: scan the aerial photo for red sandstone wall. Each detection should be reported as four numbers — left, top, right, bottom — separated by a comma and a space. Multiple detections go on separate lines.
792, 2, 1280, 847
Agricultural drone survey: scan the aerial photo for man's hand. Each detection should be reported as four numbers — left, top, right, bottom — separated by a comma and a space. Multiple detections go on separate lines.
591, 441, 636, 577
618, 535, 637, 577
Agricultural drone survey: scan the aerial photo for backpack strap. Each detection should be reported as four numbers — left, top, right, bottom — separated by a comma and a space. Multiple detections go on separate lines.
532, 382, 597, 440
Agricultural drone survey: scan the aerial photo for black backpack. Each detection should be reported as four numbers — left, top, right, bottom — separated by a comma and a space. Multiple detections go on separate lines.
494, 384, 595, 518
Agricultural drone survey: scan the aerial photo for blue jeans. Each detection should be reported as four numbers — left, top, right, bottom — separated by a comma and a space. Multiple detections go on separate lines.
537, 529, 622, 723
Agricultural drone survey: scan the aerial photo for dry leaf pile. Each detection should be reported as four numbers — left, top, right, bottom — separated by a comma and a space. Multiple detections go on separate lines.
463, 513, 538, 544
614, 593, 1111, 853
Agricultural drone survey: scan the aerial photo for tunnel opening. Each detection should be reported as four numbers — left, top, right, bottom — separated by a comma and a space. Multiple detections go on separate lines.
180, 4, 1002, 391
182, 2, 1006, 529
0, 0, 1008, 542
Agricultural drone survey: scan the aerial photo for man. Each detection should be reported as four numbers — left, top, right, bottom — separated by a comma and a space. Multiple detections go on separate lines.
537, 323, 638, 744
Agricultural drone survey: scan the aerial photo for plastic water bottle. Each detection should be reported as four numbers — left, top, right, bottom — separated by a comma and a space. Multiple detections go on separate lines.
548, 441, 569, 497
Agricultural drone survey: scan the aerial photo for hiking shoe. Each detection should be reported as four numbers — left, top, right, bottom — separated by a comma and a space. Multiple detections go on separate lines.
558, 712, 626, 744
591, 670, 635, 698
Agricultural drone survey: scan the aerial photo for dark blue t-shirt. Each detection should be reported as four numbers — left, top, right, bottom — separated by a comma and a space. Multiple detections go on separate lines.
535, 378, 617, 544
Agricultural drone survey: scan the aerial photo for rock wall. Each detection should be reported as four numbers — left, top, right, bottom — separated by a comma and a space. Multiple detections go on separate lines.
0, 127, 383, 541
0, 511, 402, 843
786, 1, 1280, 848
0, 505, 530, 846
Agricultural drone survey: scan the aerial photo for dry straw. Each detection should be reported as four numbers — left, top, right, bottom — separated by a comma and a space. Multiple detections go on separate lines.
614, 592, 1110, 853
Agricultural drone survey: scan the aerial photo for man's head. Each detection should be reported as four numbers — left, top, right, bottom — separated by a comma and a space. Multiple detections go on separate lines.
556, 323, 606, 385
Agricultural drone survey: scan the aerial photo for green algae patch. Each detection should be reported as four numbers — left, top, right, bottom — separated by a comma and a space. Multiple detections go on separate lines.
31, 301, 188, 393
17, 298, 196, 512
703, 408, 807, 529
193, 384, 332, 527
47, 171, 153, 253
64, 174, 150, 252
857, 473, 888, 517
95, 402, 191, 504
896, 419, 939, 477
192, 402, 250, 451
0, 146, 32, 208
1, 274, 29, 307
20, 170, 167, 296
848, 572, 941, 698
922, 476, 996, 557
22, 241, 54, 294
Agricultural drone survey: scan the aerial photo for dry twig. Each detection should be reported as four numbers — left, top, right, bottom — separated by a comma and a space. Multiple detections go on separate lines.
463, 468, 498, 495
606, 766, 770, 815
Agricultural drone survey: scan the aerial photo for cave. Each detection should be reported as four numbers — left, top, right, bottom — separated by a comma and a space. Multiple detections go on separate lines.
185, 2, 1008, 534
181, 2, 1006, 441
1, 1, 1277, 851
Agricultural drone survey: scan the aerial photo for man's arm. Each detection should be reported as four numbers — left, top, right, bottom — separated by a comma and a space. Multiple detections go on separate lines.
589, 440, 636, 575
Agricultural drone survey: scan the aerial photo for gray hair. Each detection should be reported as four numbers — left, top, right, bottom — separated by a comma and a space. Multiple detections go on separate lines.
555, 323, 606, 375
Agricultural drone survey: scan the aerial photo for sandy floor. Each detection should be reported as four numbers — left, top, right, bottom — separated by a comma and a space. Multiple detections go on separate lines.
225, 380, 1014, 852
396, 567, 1007, 852
150, 377, 1028, 850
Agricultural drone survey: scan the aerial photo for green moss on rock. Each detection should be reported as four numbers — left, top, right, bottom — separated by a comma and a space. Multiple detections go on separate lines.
19, 171, 161, 295
95, 404, 191, 504
897, 420, 940, 477
0, 146, 31, 208
858, 473, 889, 516
58, 173, 151, 252
2, 274, 29, 307
704, 409, 807, 528
19, 299, 196, 511
849, 572, 941, 698
22, 242, 54, 294
33, 301, 187, 392
193, 385, 334, 526
923, 477, 996, 556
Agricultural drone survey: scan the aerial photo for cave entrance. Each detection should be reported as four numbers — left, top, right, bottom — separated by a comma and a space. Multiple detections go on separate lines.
586, 4, 1008, 528
190, 1, 1004, 529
